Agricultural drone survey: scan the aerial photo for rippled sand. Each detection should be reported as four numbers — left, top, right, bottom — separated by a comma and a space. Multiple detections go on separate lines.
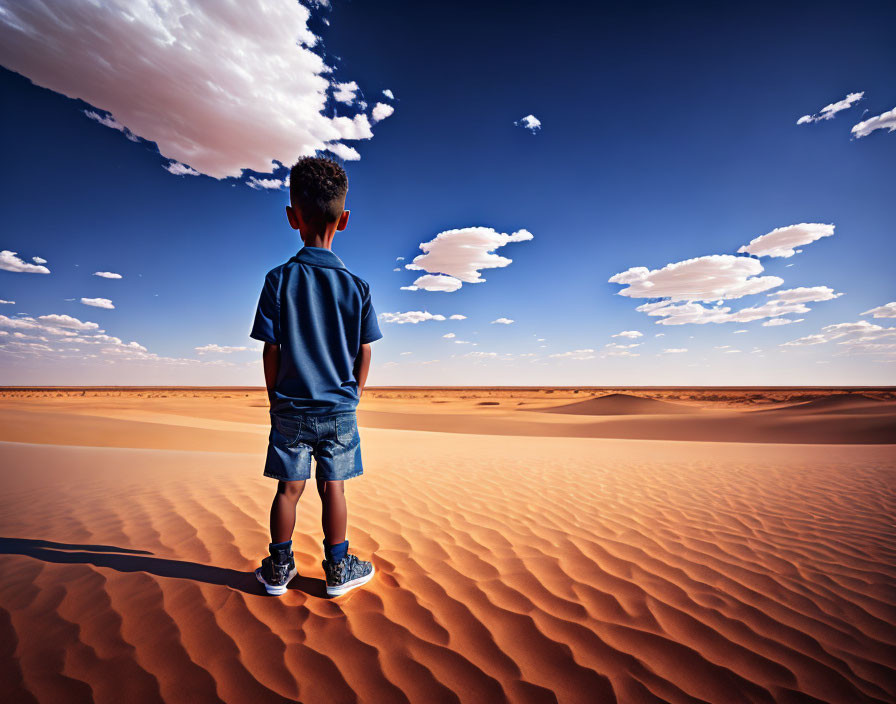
0, 389, 894, 703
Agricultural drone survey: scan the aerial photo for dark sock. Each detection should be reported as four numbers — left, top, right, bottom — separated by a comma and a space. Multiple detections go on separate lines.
270, 539, 292, 553
324, 538, 348, 564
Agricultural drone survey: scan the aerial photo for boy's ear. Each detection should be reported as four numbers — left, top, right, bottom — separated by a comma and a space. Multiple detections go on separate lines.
285, 205, 300, 231
336, 209, 350, 231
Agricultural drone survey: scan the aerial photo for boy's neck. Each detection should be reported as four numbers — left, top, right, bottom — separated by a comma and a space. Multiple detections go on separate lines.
301, 229, 335, 250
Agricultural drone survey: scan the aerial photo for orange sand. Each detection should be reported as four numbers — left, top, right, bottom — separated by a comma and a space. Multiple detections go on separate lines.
0, 388, 894, 703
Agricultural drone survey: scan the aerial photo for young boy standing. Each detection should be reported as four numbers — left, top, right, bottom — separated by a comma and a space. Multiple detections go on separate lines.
251, 157, 382, 598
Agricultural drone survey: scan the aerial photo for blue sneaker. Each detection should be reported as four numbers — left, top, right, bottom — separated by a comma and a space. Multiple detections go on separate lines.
322, 553, 375, 597
255, 543, 297, 596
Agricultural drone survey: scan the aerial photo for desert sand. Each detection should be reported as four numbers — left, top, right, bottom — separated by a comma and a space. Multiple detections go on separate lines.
0, 387, 894, 703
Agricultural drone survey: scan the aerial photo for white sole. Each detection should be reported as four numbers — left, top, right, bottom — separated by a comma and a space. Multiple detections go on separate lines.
326, 564, 375, 597
255, 566, 297, 595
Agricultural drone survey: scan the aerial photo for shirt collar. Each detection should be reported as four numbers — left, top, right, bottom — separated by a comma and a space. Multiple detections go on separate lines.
293, 246, 346, 270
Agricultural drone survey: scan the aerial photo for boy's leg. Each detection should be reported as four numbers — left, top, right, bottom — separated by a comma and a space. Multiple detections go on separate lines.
270, 479, 306, 544
317, 479, 347, 546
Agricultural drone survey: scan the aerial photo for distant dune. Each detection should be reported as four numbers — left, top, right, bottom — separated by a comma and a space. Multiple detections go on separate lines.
538, 392, 695, 415
752, 393, 896, 415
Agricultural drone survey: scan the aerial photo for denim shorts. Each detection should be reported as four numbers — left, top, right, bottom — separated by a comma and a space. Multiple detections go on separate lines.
264, 411, 363, 482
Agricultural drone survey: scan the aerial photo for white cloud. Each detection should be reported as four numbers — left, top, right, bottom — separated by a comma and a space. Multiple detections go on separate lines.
0, 250, 50, 274
610, 254, 782, 302
491, 317, 514, 325
32, 256, 47, 264
549, 349, 595, 360
165, 162, 200, 177
371, 102, 394, 123
93, 271, 123, 279
862, 302, 896, 318
734, 329, 748, 334
36, 314, 100, 331
195, 344, 249, 354
612, 330, 643, 339
84, 109, 138, 141
851, 107, 896, 139
604, 342, 640, 357
655, 333, 664, 337
767, 286, 841, 304
449, 314, 467, 320
796, 92, 863, 124
515, 114, 541, 132
405, 227, 533, 289
0, 1, 389, 179
661, 348, 687, 354
762, 317, 803, 326
393, 268, 401, 272
781, 320, 896, 356
80, 297, 115, 309
395, 256, 405, 261
724, 349, 742, 354
382, 89, 394, 100
333, 81, 358, 104
782, 334, 829, 346
247, 176, 285, 190
401, 274, 463, 292
0, 300, 14, 305
379, 311, 449, 324
737, 223, 834, 258
442, 332, 456, 339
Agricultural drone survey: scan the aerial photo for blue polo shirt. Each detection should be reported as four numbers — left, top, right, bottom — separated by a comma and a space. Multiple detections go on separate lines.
250, 246, 383, 416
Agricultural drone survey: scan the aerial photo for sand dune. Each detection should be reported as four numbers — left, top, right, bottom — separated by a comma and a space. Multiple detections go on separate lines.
538, 393, 696, 415
752, 393, 896, 415
0, 389, 894, 703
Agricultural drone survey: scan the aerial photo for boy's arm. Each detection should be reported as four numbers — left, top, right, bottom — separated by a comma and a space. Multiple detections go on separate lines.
353, 343, 372, 398
262, 342, 280, 405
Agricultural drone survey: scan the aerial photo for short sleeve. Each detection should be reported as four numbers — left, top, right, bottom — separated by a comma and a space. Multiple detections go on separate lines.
250, 272, 279, 344
360, 284, 383, 344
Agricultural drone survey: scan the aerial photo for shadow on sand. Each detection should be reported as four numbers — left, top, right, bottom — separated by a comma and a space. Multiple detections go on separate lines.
0, 537, 328, 599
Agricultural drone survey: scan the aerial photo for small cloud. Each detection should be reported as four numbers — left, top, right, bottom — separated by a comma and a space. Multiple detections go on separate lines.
37, 314, 100, 331
661, 348, 687, 354
796, 91, 863, 124
399, 351, 412, 355
164, 161, 200, 177
612, 330, 643, 339
379, 310, 449, 324
405, 227, 533, 290
733, 329, 748, 334
382, 89, 395, 100
84, 109, 139, 141
862, 302, 896, 318
549, 349, 595, 360
655, 333, 665, 337
737, 223, 834, 258
442, 332, 456, 339
93, 271, 123, 279
32, 256, 47, 264
491, 317, 514, 325
247, 176, 285, 190
333, 81, 359, 104
80, 297, 114, 309
396, 256, 405, 261
449, 314, 467, 320
0, 251, 50, 274
195, 344, 249, 354
371, 102, 394, 123
851, 107, 896, 139
0, 300, 14, 305
401, 274, 463, 292
514, 114, 541, 133
393, 267, 401, 272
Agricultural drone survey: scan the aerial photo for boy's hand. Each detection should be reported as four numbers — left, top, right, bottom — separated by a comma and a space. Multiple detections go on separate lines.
354, 343, 372, 400
262, 343, 280, 407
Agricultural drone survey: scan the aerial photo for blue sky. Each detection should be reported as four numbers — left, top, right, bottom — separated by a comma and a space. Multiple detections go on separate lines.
1, 0, 894, 385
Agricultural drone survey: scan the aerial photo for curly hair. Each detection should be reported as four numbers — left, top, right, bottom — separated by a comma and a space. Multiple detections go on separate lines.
288, 156, 348, 232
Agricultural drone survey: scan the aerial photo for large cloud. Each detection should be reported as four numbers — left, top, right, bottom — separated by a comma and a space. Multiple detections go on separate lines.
404, 227, 534, 290
862, 302, 896, 318
610, 254, 782, 302
0, 1, 391, 179
0, 250, 49, 274
737, 223, 834, 258
851, 107, 896, 139
796, 92, 863, 124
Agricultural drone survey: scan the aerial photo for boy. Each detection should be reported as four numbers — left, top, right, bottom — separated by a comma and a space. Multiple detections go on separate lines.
250, 156, 382, 598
